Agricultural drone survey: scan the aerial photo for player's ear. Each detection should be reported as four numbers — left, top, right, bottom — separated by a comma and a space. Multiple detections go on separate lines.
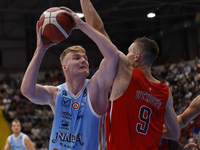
135, 52, 140, 61
62, 65, 67, 70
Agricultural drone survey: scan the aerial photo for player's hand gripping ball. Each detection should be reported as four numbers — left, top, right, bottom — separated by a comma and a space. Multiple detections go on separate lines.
38, 7, 74, 43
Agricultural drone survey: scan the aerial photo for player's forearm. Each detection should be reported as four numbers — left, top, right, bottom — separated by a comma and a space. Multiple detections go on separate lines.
79, 22, 119, 60
80, 0, 110, 39
80, 0, 103, 30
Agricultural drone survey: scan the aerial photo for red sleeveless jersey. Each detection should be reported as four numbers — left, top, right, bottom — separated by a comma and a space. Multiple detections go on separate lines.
106, 68, 169, 150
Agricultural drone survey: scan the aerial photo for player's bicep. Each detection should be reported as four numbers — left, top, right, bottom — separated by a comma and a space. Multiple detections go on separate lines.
164, 91, 180, 140
96, 57, 118, 89
26, 84, 57, 106
24, 136, 35, 150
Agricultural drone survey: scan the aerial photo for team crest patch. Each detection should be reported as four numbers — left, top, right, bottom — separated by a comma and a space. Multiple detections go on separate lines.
72, 102, 80, 110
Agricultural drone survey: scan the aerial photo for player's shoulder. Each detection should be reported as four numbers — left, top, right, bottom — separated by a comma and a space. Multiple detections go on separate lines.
23, 134, 31, 143
44, 85, 60, 94
7, 135, 12, 142
119, 51, 130, 68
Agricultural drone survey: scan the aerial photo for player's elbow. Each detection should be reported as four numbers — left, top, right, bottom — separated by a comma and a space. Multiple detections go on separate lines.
20, 84, 33, 99
91, 23, 104, 33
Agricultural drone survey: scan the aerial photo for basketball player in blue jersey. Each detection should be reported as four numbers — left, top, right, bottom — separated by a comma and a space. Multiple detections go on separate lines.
20, 7, 119, 150
3, 119, 35, 150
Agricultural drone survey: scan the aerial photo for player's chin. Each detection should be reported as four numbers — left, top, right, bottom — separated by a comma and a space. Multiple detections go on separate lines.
79, 69, 89, 75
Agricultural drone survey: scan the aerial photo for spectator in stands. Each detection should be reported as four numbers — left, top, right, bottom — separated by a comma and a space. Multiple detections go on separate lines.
23, 118, 32, 135
39, 143, 48, 150
31, 124, 41, 141
184, 88, 193, 100
1, 93, 11, 115
184, 62, 192, 75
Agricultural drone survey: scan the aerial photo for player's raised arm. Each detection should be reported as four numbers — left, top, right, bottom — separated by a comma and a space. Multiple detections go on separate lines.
178, 95, 200, 128
60, 7, 119, 114
20, 22, 58, 107
80, 0, 110, 40
60, 7, 118, 59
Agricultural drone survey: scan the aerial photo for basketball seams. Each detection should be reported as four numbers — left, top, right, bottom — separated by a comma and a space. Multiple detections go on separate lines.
56, 17, 73, 24
49, 10, 54, 42
38, 7, 73, 42
42, 10, 69, 42
56, 17, 73, 31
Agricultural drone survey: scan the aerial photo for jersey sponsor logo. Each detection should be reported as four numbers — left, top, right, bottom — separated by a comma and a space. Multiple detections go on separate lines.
77, 112, 83, 120
59, 144, 75, 149
59, 120, 69, 130
72, 102, 79, 110
135, 90, 162, 109
61, 98, 71, 108
62, 90, 68, 96
60, 111, 72, 120
52, 132, 85, 146
61, 120, 69, 127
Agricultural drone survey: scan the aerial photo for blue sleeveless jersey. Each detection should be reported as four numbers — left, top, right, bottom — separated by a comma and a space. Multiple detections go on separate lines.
9, 133, 26, 150
49, 79, 106, 150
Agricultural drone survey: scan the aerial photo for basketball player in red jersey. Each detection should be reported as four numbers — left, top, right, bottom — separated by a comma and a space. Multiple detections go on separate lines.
159, 95, 200, 150
80, 0, 180, 149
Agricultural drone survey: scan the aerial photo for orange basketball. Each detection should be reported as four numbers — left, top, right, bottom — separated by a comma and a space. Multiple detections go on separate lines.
38, 7, 74, 43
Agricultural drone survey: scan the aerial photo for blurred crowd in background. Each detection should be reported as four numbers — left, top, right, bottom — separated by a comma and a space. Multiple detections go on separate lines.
1, 57, 200, 149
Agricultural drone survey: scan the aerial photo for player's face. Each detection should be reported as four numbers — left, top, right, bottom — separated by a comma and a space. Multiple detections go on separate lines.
62, 51, 89, 77
11, 122, 21, 134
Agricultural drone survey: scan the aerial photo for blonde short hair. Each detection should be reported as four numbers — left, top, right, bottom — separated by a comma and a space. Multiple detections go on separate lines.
60, 45, 86, 64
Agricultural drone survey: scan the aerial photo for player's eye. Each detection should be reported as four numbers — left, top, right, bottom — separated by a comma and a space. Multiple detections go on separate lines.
73, 56, 80, 60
